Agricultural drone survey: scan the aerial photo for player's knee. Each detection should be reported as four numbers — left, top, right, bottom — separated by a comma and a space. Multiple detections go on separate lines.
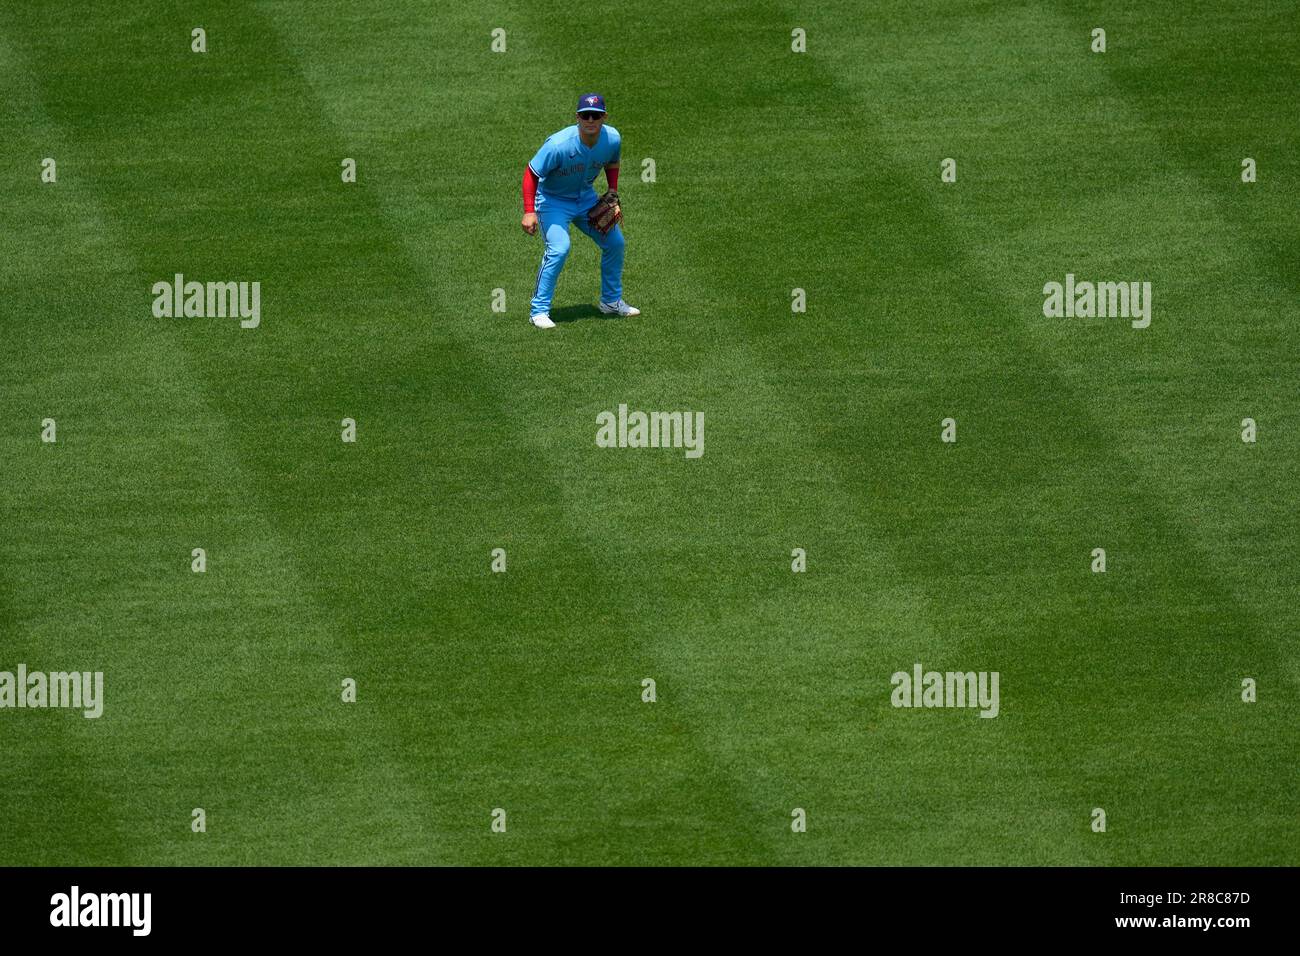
605, 228, 625, 251
545, 230, 571, 258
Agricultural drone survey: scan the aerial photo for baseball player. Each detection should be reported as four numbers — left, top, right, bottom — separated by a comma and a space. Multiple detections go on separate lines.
521, 94, 640, 329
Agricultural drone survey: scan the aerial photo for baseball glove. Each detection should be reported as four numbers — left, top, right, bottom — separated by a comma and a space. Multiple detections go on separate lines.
587, 189, 622, 235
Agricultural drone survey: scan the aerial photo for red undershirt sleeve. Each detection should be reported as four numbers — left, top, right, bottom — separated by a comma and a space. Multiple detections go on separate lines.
523, 165, 539, 214
606, 165, 619, 191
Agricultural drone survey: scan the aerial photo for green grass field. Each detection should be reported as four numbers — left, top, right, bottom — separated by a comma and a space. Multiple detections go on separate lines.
2, 1, 1297, 866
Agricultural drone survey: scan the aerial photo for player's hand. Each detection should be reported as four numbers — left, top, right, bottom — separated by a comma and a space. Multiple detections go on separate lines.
521, 213, 539, 236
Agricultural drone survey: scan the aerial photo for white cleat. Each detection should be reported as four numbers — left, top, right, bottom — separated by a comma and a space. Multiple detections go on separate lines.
598, 299, 641, 317
529, 312, 556, 329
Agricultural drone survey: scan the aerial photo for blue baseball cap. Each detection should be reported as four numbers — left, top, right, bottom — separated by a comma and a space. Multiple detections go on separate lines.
577, 93, 606, 114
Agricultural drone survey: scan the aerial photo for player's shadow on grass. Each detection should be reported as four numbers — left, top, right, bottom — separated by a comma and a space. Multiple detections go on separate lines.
550, 304, 610, 324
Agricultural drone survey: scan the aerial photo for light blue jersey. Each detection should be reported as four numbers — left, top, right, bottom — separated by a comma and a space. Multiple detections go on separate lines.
528, 124, 621, 202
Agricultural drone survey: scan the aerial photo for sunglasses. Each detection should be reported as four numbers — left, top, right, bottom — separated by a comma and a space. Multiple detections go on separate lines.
578, 112, 604, 121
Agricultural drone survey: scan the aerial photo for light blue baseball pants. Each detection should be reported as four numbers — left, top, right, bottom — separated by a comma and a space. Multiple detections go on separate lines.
530, 191, 625, 317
